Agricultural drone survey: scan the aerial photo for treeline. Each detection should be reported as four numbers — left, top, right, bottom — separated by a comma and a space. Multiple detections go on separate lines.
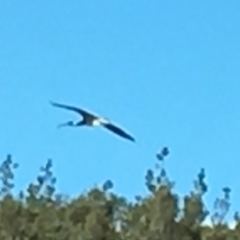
0, 148, 239, 240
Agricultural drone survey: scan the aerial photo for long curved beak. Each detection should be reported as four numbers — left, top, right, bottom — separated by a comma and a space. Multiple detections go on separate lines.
57, 121, 74, 128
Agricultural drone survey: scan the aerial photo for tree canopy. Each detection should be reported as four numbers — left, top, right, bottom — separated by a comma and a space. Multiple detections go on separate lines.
0, 148, 239, 240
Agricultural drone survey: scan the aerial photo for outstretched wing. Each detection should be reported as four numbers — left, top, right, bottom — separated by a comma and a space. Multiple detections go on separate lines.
102, 123, 135, 142
50, 101, 95, 117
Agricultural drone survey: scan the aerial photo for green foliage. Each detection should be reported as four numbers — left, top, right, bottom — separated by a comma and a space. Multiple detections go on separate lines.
0, 149, 239, 240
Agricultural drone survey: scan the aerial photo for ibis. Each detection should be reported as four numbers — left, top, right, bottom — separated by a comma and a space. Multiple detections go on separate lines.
51, 101, 135, 142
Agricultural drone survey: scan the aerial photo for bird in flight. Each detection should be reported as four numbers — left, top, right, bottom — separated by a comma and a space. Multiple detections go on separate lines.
50, 101, 135, 142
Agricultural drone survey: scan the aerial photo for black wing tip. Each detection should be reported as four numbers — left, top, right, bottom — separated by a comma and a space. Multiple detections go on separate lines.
128, 136, 136, 142
50, 100, 58, 106
50, 101, 70, 109
103, 123, 136, 143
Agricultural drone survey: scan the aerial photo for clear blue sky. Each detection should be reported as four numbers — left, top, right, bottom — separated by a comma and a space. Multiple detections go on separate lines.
1, 1, 240, 217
